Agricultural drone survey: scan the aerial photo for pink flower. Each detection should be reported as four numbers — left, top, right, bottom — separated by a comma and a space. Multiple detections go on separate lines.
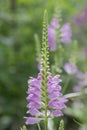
73, 71, 87, 92
48, 25, 56, 51
61, 23, 72, 43
48, 19, 72, 51
63, 62, 77, 74
25, 74, 67, 124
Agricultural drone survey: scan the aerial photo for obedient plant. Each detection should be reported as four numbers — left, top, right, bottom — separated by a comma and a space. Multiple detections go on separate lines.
48, 19, 72, 51
25, 10, 67, 130
48, 18, 59, 51
63, 62, 77, 75
73, 71, 87, 92
47, 6, 73, 76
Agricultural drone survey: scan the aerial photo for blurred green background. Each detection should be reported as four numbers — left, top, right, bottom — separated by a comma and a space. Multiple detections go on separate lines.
0, 0, 87, 130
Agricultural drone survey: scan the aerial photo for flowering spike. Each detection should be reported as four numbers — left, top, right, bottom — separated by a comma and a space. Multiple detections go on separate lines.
41, 10, 50, 130
41, 10, 50, 74
25, 10, 67, 126
48, 5, 62, 51
60, 23, 72, 43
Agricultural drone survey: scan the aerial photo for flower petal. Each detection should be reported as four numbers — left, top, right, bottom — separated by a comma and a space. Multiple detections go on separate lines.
27, 108, 41, 116
52, 110, 63, 117
25, 117, 40, 124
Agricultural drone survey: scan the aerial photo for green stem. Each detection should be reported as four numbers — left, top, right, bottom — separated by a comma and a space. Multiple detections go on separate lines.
37, 123, 41, 130
44, 90, 48, 130
44, 110, 48, 130
73, 119, 82, 126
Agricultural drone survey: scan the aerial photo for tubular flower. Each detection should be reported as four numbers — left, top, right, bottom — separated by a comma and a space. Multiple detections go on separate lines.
25, 73, 67, 124
51, 18, 59, 29
25, 74, 42, 124
47, 74, 67, 117
48, 25, 56, 51
73, 71, 87, 92
25, 11, 67, 125
48, 18, 59, 51
63, 62, 77, 74
48, 19, 72, 51
60, 23, 72, 43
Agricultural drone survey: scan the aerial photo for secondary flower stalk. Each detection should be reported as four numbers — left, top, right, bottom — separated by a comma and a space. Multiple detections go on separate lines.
48, 18, 72, 51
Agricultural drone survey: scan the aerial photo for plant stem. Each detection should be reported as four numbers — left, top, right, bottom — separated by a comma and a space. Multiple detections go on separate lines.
37, 123, 41, 130
45, 110, 48, 130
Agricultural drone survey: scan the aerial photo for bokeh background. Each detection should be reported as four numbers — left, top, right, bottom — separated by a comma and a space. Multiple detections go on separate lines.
0, 0, 87, 130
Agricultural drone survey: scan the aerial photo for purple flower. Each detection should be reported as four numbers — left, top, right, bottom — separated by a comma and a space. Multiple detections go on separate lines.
25, 117, 40, 125
25, 74, 67, 124
48, 18, 72, 51
25, 11, 67, 125
73, 71, 87, 92
47, 75, 67, 117
77, 72, 87, 87
25, 74, 42, 124
74, 9, 87, 25
51, 18, 59, 29
61, 23, 72, 43
63, 62, 77, 74
48, 18, 59, 51
73, 85, 82, 92
48, 25, 56, 51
